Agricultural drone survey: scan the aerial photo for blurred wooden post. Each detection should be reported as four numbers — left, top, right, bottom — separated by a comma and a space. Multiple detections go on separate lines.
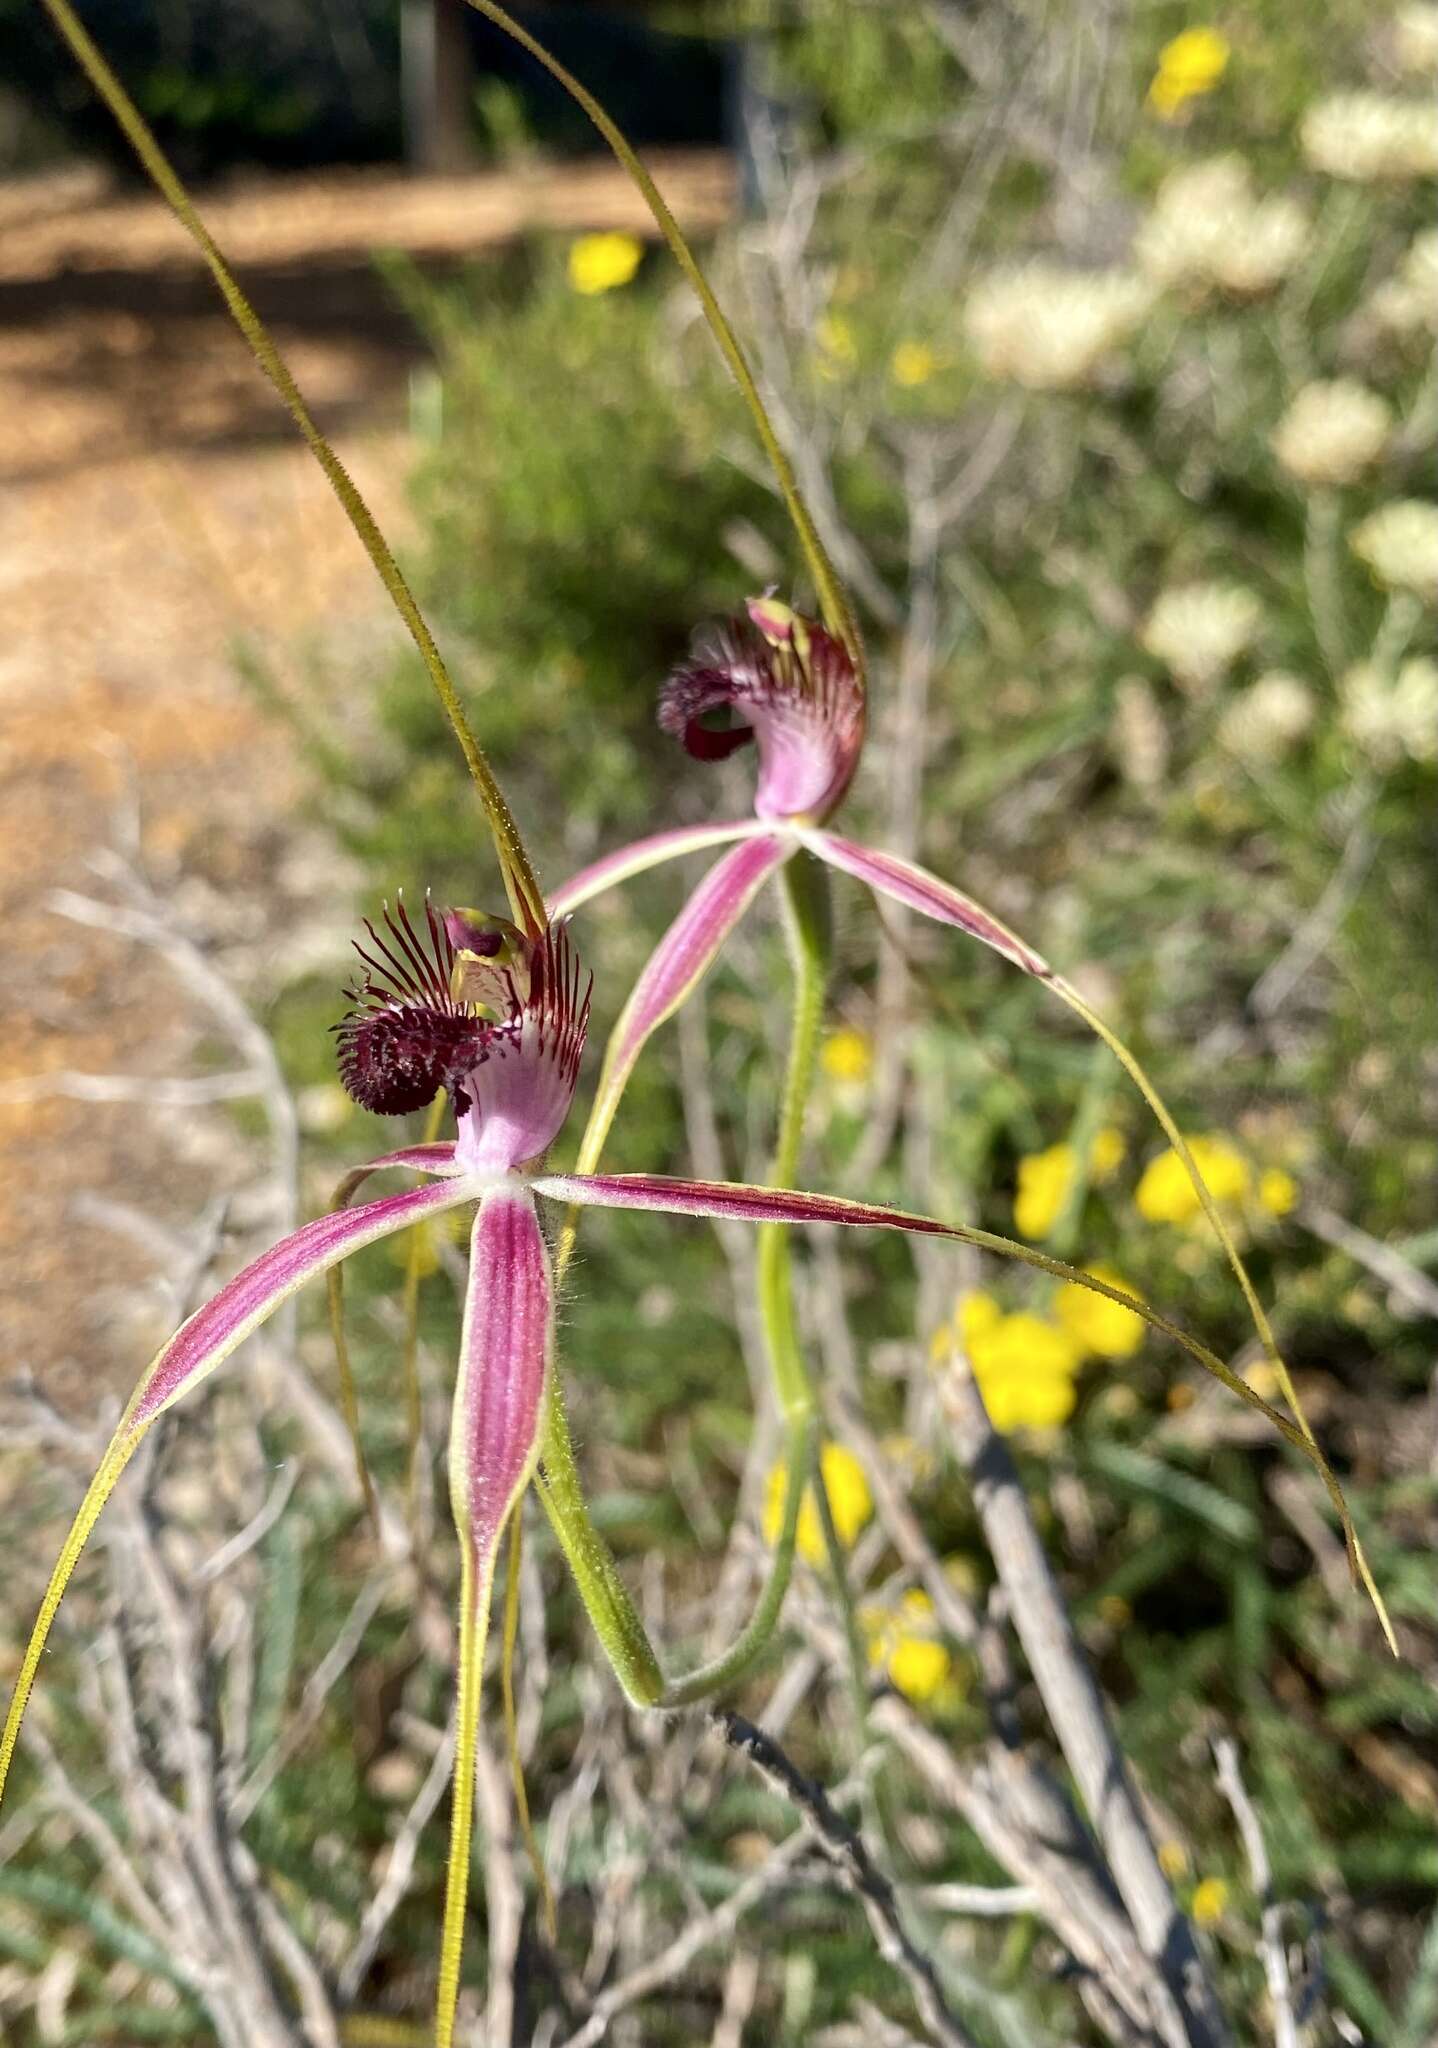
401, 0, 476, 171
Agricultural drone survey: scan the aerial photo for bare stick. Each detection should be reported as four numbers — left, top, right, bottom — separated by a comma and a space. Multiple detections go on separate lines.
712, 1712, 979, 2048
1213, 1738, 1302, 2048
939, 1356, 1231, 2048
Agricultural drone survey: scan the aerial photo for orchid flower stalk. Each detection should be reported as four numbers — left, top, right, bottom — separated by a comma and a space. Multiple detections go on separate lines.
446, 1, 1390, 1647
0, 894, 1315, 2032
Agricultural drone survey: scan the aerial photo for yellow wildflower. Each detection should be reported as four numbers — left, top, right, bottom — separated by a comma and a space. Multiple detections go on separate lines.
1159, 1839, 1190, 1879
1191, 1876, 1229, 1926
1056, 1263, 1145, 1360
1014, 1142, 1077, 1239
821, 1026, 874, 1086
865, 1589, 953, 1704
764, 1441, 872, 1566
966, 1310, 1082, 1433
568, 231, 643, 296
1091, 1125, 1127, 1178
890, 340, 938, 387
1258, 1167, 1298, 1217
816, 312, 858, 363
1015, 1128, 1128, 1238
1135, 1136, 1250, 1224
1148, 28, 1231, 119
957, 1290, 1004, 1350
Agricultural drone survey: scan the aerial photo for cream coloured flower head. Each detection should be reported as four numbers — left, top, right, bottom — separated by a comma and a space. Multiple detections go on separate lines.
1134, 156, 1250, 289
1349, 499, 1438, 593
1218, 672, 1316, 760
1340, 656, 1438, 766
963, 262, 1153, 390
1301, 93, 1438, 181
1134, 156, 1309, 297
1369, 226, 1438, 334
1394, 4, 1438, 76
1271, 380, 1392, 488
1214, 197, 1311, 296
1141, 582, 1263, 694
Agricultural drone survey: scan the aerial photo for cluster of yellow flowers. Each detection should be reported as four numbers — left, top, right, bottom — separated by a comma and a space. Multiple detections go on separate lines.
940, 1265, 1146, 1433
1134, 1137, 1296, 1227
1013, 1127, 1297, 1242
1013, 1126, 1127, 1240
760, 1445, 960, 1703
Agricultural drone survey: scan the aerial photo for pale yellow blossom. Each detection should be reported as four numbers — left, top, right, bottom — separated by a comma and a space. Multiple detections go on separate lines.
1302, 93, 1438, 182
764, 1442, 872, 1566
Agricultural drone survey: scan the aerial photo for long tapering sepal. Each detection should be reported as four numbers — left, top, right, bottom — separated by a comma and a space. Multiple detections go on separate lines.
435, 1186, 553, 2048
546, 821, 769, 920
568, 835, 792, 1187
536, 1169, 1380, 1626
0, 1172, 480, 1809
803, 830, 1051, 977
804, 831, 1392, 1645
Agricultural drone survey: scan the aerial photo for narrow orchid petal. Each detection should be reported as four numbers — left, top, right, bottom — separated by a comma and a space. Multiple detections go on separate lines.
545, 819, 768, 919
449, 1187, 552, 1576
803, 830, 1051, 978
0, 1172, 483, 1813
572, 833, 792, 1177
130, 1176, 480, 1432
435, 1186, 551, 2047
535, 1169, 1372, 1571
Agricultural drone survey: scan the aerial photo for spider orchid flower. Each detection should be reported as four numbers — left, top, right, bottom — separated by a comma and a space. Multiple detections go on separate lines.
550, 595, 1051, 1168
12, 893, 1311, 2035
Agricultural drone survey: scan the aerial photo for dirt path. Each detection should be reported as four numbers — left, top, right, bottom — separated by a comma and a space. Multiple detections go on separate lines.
0, 152, 732, 1405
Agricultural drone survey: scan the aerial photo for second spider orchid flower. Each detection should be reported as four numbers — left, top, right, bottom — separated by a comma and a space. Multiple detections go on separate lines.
549, 595, 1052, 1170
6, 895, 1265, 2037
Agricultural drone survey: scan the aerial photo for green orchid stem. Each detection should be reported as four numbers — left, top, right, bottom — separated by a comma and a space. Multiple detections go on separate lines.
813, 1454, 873, 1727
761, 854, 871, 1713
37, 0, 543, 932
462, 0, 862, 674
534, 1380, 665, 1708
661, 1412, 816, 1707
758, 853, 832, 1423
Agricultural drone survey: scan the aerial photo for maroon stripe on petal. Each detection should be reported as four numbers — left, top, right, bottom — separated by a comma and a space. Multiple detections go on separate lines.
536, 1171, 967, 1241
810, 833, 1050, 978
131, 1176, 478, 1430
449, 1187, 550, 1575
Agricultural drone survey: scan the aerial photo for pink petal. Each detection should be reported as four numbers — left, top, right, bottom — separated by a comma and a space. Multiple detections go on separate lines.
600, 834, 790, 1092
546, 821, 766, 919
534, 1170, 972, 1241
449, 1187, 551, 1581
807, 832, 1051, 978
130, 1176, 478, 1431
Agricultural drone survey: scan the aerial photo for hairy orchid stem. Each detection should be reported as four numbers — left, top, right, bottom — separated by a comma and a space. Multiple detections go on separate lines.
0, 1427, 147, 1805
502, 1510, 557, 1941
813, 1453, 872, 1726
534, 1382, 664, 1707
757, 855, 831, 1423
661, 1412, 816, 1707
325, 1191, 382, 1536
37, 0, 543, 932
402, 1093, 450, 1535
435, 1543, 491, 2048
463, 0, 862, 671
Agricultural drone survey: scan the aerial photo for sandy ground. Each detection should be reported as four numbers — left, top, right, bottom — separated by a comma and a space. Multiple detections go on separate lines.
0, 151, 732, 1408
